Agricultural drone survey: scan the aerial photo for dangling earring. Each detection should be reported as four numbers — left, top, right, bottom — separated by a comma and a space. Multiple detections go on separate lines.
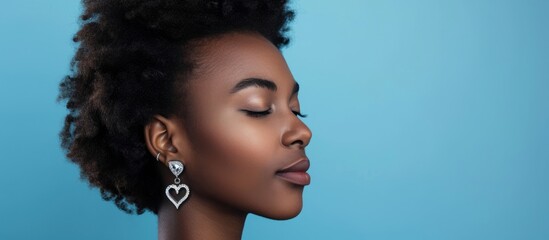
165, 160, 190, 209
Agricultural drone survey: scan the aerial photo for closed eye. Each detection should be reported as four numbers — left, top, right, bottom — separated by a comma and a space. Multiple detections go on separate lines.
242, 109, 272, 118
241, 109, 307, 118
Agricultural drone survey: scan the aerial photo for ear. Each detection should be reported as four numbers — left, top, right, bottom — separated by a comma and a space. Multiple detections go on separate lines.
144, 115, 190, 166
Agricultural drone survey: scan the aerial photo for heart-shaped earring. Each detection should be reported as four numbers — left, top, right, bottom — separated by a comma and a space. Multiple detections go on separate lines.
165, 160, 190, 209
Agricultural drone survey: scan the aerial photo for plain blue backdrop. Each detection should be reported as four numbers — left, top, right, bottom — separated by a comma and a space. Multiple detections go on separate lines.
1, 0, 548, 239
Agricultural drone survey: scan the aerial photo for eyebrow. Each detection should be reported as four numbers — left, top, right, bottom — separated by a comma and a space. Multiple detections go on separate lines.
230, 77, 300, 95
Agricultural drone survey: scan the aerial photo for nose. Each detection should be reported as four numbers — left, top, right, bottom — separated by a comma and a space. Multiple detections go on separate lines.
281, 115, 312, 149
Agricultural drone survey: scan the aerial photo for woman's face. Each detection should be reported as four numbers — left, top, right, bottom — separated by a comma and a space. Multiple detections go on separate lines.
173, 32, 312, 219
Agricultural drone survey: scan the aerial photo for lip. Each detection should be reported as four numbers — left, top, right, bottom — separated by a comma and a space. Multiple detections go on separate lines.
276, 158, 311, 186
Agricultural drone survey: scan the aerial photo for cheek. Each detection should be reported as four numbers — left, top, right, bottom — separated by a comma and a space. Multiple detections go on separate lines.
187, 112, 280, 207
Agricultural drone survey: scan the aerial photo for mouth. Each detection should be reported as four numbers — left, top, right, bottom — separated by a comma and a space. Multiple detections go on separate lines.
275, 158, 311, 186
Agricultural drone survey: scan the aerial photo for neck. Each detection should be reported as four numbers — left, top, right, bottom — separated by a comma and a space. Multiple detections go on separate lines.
157, 193, 248, 240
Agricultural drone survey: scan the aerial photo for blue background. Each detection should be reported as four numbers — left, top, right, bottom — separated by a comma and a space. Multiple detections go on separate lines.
1, 0, 548, 239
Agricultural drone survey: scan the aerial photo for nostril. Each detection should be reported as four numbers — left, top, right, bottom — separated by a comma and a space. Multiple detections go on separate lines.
292, 139, 304, 147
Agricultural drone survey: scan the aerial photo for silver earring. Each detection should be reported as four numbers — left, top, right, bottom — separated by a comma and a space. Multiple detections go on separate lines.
156, 153, 161, 161
165, 160, 190, 209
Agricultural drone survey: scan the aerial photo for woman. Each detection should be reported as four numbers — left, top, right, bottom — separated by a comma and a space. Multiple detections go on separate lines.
58, 0, 313, 239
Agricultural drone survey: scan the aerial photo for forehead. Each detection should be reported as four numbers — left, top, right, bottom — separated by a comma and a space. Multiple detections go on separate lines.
186, 32, 294, 93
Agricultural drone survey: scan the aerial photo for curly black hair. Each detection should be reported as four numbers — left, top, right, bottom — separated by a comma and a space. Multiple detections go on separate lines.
57, 0, 295, 215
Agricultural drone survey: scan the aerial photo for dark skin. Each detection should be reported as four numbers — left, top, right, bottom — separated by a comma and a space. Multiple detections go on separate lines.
144, 32, 312, 240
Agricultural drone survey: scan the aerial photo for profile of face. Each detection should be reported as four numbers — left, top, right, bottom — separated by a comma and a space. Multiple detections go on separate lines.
147, 32, 312, 220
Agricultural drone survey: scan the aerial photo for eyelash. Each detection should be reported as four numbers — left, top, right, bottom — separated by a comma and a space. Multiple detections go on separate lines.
243, 109, 308, 118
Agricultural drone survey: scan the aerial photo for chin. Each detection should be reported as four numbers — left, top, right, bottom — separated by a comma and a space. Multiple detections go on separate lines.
269, 206, 303, 220
254, 195, 304, 220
